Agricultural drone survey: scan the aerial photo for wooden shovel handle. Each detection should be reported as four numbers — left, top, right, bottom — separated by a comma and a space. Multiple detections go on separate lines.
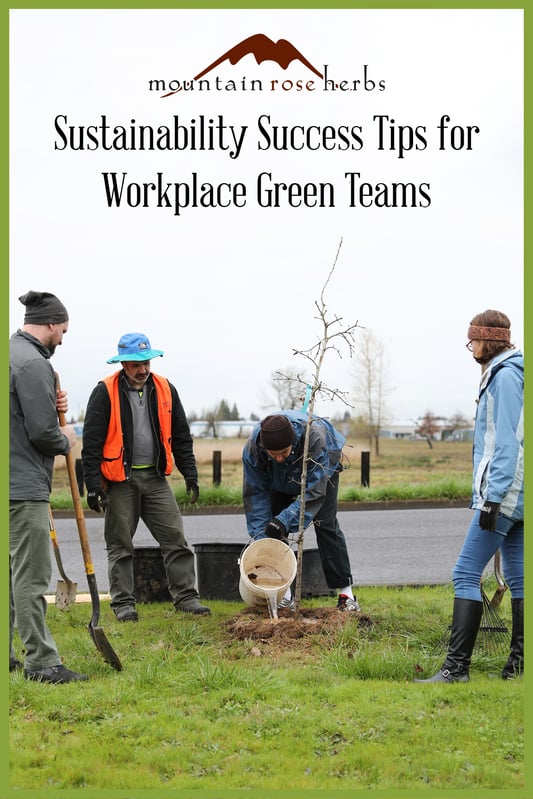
489, 548, 508, 609
494, 549, 506, 589
55, 373, 95, 576
55, 374, 122, 670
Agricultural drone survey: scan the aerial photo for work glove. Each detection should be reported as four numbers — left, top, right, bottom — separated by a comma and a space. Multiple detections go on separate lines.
86, 487, 107, 513
264, 518, 288, 542
479, 501, 500, 531
185, 478, 199, 503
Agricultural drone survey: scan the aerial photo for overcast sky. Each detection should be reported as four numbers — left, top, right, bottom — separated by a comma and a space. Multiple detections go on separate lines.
9, 8, 523, 425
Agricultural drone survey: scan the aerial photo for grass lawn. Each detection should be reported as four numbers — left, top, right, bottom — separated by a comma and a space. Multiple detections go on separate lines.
9, 584, 524, 792
28, 437, 525, 794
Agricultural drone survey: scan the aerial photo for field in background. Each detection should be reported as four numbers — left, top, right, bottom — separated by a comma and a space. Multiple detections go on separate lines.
51, 437, 472, 507
189, 436, 472, 490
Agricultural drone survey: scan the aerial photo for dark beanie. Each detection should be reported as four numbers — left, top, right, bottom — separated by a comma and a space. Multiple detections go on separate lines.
260, 414, 295, 450
19, 290, 69, 324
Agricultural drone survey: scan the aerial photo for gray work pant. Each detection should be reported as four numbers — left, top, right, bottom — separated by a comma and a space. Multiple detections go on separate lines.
104, 469, 198, 615
10, 501, 61, 670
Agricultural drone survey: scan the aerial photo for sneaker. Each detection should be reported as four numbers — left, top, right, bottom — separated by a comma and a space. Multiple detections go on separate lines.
175, 599, 211, 615
10, 657, 23, 672
337, 594, 361, 612
277, 596, 295, 610
24, 665, 89, 684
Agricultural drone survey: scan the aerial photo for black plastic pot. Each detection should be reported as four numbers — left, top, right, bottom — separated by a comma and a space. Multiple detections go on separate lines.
295, 548, 336, 598
133, 543, 336, 603
193, 542, 244, 601
132, 546, 172, 603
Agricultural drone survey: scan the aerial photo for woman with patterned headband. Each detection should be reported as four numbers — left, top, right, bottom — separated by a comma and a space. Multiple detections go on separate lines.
416, 309, 524, 683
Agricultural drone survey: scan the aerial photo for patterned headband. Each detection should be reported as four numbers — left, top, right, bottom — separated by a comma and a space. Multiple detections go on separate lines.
467, 324, 511, 342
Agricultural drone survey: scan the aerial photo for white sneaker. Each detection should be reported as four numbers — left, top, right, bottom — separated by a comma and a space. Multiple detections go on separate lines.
337, 594, 361, 612
277, 596, 295, 610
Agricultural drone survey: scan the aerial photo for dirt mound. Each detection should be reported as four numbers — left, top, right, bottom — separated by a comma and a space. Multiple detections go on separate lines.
223, 606, 374, 658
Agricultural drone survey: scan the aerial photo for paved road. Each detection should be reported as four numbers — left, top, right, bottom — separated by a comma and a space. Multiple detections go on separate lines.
48, 506, 494, 595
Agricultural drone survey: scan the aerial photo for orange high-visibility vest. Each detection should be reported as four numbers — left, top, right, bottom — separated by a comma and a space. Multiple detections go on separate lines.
101, 371, 173, 481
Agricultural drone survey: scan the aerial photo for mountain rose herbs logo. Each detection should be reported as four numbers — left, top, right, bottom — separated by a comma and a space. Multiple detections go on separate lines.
150, 33, 385, 96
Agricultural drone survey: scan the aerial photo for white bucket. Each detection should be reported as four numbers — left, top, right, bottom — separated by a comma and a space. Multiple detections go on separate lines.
238, 538, 297, 608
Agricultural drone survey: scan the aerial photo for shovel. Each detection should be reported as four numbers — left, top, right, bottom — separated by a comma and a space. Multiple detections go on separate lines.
57, 374, 122, 671
49, 506, 77, 609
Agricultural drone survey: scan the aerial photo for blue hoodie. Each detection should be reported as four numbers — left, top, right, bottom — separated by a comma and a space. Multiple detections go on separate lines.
242, 410, 345, 538
472, 348, 524, 521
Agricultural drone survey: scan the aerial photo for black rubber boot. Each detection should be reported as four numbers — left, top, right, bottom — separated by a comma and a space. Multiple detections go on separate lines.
415, 597, 483, 683
501, 598, 524, 679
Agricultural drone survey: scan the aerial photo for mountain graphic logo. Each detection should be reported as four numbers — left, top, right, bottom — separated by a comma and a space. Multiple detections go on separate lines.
162, 33, 324, 97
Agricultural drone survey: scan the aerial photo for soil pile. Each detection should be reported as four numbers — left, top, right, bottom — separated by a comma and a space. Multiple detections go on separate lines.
224, 605, 374, 659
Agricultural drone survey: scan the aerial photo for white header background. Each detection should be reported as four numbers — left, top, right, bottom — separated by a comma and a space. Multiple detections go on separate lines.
9, 8, 523, 424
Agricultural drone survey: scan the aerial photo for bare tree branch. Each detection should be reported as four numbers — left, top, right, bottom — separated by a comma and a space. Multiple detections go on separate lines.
352, 329, 394, 456
281, 238, 362, 615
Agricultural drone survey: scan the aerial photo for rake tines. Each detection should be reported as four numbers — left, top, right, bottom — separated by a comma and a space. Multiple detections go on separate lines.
435, 550, 510, 658
477, 585, 510, 657
476, 549, 510, 657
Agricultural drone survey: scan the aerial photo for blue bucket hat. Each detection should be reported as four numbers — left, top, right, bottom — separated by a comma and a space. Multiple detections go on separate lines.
106, 332, 164, 363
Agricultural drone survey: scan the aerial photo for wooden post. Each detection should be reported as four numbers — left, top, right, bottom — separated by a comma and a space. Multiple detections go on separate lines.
212, 450, 222, 486
361, 451, 370, 487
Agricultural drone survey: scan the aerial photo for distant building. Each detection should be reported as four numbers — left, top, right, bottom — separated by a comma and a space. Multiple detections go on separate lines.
379, 421, 417, 439
380, 419, 474, 441
190, 420, 256, 439
449, 428, 475, 442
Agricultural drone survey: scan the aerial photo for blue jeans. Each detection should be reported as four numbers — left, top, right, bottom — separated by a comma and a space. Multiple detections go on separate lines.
452, 510, 524, 600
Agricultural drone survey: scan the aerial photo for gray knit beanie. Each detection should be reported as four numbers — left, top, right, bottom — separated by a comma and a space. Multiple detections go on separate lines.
19, 290, 69, 324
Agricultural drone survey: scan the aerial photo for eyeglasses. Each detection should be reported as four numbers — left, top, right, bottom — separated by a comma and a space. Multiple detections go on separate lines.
466, 341, 474, 351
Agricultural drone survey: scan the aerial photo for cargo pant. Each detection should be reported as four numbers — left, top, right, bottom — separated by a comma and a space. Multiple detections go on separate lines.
104, 468, 199, 617
10, 501, 62, 670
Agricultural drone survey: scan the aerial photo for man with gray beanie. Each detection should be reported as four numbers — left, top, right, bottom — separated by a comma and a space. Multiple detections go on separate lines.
10, 290, 88, 683
242, 410, 360, 611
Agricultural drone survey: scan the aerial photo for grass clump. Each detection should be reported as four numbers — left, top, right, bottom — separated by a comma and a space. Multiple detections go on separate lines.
341, 475, 471, 503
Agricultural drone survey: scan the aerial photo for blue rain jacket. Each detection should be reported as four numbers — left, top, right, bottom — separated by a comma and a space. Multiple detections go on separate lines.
242, 410, 345, 538
472, 348, 524, 521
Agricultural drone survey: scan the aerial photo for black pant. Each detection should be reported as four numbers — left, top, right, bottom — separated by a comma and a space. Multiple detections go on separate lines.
270, 472, 352, 589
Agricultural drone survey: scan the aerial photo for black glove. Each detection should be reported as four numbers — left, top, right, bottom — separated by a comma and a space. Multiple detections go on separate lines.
479, 501, 500, 531
87, 487, 107, 513
264, 519, 287, 541
185, 478, 199, 503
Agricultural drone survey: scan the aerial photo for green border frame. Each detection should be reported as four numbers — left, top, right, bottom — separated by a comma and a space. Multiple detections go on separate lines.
1, 2, 529, 799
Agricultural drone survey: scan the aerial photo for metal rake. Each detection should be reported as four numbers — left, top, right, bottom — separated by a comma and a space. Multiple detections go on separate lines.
476, 550, 510, 657
435, 550, 510, 657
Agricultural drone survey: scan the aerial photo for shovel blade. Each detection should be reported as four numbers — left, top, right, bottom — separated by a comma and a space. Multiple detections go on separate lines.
88, 623, 123, 671
55, 580, 78, 610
